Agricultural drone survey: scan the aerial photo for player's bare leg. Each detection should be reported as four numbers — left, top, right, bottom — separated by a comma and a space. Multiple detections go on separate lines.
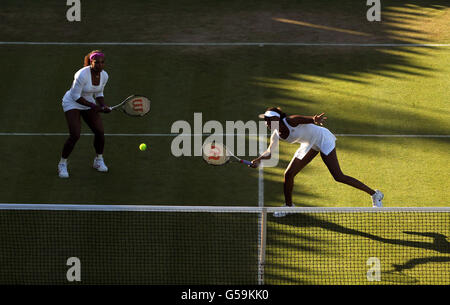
284, 149, 319, 206
82, 109, 108, 172
320, 148, 375, 195
59, 109, 82, 178
81, 109, 105, 155
62, 109, 82, 158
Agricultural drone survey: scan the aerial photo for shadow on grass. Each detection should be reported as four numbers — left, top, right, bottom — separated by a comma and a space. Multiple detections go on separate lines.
392, 256, 450, 272
266, 213, 450, 283
274, 214, 450, 253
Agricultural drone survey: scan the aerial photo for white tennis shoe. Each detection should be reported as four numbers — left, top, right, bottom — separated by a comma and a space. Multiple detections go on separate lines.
93, 156, 108, 172
58, 162, 69, 178
273, 204, 295, 217
372, 190, 384, 207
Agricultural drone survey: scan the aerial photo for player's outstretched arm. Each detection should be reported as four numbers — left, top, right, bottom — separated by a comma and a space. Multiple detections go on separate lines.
250, 131, 279, 168
290, 113, 327, 126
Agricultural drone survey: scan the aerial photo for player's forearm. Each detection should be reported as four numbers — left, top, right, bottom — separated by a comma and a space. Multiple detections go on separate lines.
291, 115, 315, 124
96, 96, 106, 107
255, 150, 271, 161
75, 97, 96, 108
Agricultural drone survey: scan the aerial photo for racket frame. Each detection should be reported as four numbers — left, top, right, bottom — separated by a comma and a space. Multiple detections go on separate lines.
110, 94, 151, 116
202, 141, 252, 166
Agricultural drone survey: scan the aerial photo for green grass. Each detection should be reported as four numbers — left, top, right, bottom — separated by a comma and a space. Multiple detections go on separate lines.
1, 0, 449, 43
266, 137, 450, 207
266, 211, 450, 285
0, 210, 260, 284
0, 0, 449, 285
0, 210, 447, 284
0, 45, 448, 207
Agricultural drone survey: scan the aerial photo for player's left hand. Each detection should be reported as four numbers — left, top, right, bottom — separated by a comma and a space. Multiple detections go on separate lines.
313, 113, 327, 126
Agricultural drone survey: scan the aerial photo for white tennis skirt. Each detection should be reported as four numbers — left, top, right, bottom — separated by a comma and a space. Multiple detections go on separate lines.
62, 101, 92, 112
61, 91, 95, 112
293, 137, 336, 160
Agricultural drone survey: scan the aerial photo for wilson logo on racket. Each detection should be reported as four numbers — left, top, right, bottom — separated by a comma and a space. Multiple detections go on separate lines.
208, 145, 221, 160
110, 95, 151, 117
131, 99, 144, 112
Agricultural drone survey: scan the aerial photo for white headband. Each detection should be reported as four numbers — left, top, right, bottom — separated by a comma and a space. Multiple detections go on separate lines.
263, 111, 280, 118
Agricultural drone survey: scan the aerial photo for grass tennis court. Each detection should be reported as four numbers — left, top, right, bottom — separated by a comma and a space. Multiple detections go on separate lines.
0, 208, 448, 285
0, 0, 449, 284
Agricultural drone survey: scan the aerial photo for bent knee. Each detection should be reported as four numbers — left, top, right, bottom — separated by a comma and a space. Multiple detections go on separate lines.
333, 173, 347, 183
284, 170, 297, 181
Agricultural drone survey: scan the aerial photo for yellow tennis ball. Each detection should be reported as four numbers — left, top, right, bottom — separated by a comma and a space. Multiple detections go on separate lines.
139, 143, 147, 151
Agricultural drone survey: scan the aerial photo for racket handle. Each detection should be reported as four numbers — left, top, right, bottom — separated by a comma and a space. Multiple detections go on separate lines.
241, 160, 252, 166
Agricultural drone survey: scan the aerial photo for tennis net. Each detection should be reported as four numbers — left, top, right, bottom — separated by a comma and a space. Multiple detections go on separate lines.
0, 204, 448, 285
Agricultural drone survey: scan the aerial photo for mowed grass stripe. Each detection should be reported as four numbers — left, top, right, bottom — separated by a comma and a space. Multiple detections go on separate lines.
1, 42, 450, 47
0, 133, 449, 137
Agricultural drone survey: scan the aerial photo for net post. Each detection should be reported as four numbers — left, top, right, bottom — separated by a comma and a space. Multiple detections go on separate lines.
257, 127, 265, 208
257, 131, 266, 285
258, 207, 267, 285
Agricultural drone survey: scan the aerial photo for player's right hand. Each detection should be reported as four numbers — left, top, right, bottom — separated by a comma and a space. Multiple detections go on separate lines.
90, 104, 103, 112
101, 106, 112, 113
250, 159, 260, 168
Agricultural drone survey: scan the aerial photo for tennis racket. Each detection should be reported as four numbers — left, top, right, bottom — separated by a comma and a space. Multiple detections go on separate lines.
202, 141, 252, 166
110, 95, 151, 117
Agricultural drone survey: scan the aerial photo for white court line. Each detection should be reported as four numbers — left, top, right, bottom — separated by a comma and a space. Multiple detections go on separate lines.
335, 134, 450, 138
0, 203, 448, 212
1, 42, 450, 47
258, 136, 265, 208
0, 133, 449, 138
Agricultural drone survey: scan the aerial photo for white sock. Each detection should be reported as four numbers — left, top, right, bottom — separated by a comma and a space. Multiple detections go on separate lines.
60, 158, 67, 164
96, 154, 103, 160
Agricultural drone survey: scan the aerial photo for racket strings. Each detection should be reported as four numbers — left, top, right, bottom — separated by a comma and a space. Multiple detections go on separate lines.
122, 96, 151, 116
202, 142, 230, 165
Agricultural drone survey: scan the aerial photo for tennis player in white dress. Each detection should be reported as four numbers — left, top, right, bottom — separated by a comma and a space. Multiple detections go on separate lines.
252, 107, 384, 216
58, 50, 111, 178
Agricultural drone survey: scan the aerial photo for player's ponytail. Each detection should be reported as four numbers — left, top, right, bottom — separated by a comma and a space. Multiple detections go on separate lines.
83, 49, 103, 67
277, 107, 287, 120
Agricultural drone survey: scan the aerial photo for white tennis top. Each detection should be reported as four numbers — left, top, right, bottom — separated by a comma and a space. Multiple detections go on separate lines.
62, 66, 108, 111
272, 118, 337, 159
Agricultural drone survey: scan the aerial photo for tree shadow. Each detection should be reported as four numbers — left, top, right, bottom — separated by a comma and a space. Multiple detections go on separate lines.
243, 1, 449, 147
263, 261, 313, 284
248, 45, 447, 139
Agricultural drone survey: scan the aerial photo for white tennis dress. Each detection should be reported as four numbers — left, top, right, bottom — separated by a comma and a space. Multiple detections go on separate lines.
62, 66, 109, 112
274, 117, 337, 160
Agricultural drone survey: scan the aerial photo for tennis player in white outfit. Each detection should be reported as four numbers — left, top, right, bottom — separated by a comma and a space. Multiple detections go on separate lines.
252, 107, 383, 216
58, 50, 111, 178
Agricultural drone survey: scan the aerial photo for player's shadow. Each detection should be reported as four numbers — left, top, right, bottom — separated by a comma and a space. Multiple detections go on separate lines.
269, 214, 450, 283
389, 232, 450, 273
273, 214, 450, 253
392, 256, 450, 272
